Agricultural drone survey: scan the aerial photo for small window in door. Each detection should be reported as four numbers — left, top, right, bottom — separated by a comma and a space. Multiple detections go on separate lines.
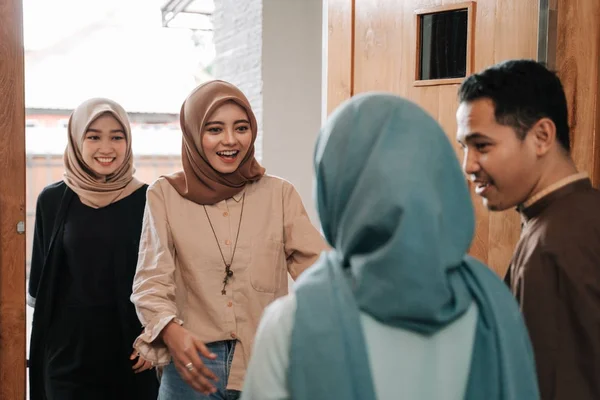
415, 2, 474, 86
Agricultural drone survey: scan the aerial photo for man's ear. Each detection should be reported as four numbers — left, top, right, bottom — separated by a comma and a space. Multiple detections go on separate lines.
530, 118, 556, 156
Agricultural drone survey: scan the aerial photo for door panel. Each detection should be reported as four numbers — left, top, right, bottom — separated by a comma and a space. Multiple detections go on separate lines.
333, 0, 540, 276
327, 0, 354, 114
0, 0, 27, 398
556, 0, 600, 187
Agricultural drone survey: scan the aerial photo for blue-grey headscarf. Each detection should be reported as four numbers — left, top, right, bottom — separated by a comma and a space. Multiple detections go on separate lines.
289, 93, 539, 399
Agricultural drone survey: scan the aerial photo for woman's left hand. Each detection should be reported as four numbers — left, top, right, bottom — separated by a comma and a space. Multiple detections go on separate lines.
130, 349, 153, 374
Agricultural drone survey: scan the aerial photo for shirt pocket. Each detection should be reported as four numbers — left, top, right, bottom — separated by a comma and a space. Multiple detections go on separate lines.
250, 238, 285, 293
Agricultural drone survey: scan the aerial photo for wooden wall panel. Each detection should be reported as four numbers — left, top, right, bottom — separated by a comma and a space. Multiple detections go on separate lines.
352, 0, 494, 265
328, 0, 600, 277
597, 47, 600, 188
493, 0, 538, 62
0, 0, 26, 398
331, 0, 545, 277
327, 0, 354, 114
353, 0, 409, 95
556, 0, 600, 188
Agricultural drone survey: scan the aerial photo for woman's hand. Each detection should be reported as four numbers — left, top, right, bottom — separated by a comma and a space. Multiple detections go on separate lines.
161, 321, 219, 395
130, 349, 153, 374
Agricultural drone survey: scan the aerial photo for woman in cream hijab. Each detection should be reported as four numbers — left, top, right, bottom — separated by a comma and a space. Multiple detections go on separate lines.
131, 80, 327, 399
28, 98, 159, 400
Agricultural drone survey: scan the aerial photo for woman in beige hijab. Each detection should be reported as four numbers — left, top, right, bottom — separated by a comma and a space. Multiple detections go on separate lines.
28, 98, 159, 400
131, 80, 327, 400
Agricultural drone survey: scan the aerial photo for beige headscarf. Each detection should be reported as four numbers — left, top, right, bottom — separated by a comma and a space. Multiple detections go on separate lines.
164, 80, 265, 205
63, 98, 144, 208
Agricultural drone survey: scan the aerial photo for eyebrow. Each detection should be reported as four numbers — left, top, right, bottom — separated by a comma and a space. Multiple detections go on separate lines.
457, 132, 490, 144
86, 128, 125, 134
205, 119, 250, 127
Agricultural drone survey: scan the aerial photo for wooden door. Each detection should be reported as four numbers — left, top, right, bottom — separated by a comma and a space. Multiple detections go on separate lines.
328, 0, 600, 277
556, 0, 600, 191
0, 0, 26, 398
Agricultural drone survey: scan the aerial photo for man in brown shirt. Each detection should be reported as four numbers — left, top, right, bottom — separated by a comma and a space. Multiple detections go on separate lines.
456, 60, 600, 399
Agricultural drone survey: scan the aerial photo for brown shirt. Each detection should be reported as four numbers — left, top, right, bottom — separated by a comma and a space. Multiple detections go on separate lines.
131, 175, 328, 390
506, 177, 600, 399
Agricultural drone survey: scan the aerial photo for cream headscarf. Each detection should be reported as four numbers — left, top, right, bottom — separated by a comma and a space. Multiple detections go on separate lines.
63, 98, 144, 208
164, 80, 265, 205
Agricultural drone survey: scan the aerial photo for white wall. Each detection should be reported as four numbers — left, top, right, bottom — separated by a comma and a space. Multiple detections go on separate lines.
212, 0, 324, 224
262, 0, 323, 223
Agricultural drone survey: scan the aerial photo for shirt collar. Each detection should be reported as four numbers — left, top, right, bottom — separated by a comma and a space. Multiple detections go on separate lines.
232, 186, 246, 203
521, 172, 589, 209
518, 172, 592, 222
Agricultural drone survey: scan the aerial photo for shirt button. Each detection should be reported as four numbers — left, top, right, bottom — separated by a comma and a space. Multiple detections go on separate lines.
223, 212, 229, 217
230, 333, 237, 339
225, 239, 231, 245
227, 301, 233, 307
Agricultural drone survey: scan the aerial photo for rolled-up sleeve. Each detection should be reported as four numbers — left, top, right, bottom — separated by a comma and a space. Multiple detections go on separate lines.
282, 182, 328, 280
131, 180, 182, 365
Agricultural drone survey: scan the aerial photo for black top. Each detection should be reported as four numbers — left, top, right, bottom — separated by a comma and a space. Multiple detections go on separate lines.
61, 194, 133, 306
28, 181, 158, 400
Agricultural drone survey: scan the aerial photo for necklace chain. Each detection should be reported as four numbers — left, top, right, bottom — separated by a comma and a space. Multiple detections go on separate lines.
203, 193, 246, 295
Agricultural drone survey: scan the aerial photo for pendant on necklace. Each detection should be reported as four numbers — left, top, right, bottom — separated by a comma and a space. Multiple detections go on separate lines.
222, 264, 233, 295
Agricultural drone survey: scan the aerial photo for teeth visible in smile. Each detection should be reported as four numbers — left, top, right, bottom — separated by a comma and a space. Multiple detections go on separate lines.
217, 150, 239, 156
96, 157, 114, 163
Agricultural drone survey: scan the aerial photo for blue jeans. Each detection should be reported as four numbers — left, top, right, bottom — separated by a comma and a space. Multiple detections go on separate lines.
158, 340, 241, 400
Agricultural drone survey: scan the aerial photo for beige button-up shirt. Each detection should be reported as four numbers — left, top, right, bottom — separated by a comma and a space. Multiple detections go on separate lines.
131, 175, 328, 391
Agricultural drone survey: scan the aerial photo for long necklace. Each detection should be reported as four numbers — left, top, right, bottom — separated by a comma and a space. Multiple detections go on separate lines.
203, 193, 245, 295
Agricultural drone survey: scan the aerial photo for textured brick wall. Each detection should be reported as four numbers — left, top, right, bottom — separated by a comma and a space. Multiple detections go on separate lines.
212, 0, 264, 160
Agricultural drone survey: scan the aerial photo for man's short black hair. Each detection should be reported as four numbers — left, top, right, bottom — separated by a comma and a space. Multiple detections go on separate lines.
458, 59, 570, 152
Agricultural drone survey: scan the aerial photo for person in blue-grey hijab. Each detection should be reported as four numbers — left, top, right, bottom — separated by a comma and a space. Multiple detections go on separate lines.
241, 93, 539, 400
